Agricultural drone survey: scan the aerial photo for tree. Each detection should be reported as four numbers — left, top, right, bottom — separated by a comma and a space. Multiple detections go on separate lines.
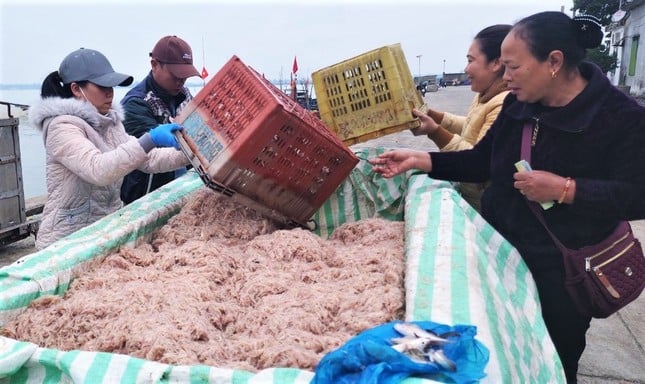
586, 46, 618, 73
573, 0, 620, 74
572, 0, 619, 25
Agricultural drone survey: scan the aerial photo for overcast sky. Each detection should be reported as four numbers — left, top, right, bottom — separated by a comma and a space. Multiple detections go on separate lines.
1, 0, 573, 85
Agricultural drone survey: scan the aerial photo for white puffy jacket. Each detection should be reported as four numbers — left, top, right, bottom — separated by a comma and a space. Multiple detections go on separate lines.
28, 97, 188, 249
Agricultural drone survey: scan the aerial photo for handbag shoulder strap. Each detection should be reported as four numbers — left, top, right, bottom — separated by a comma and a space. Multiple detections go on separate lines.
521, 122, 629, 254
520, 122, 568, 253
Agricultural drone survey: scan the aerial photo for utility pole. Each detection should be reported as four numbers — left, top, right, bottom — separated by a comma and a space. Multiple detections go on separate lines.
416, 54, 422, 79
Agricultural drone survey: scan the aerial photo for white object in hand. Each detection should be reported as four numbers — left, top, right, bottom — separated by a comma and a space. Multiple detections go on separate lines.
514, 160, 554, 210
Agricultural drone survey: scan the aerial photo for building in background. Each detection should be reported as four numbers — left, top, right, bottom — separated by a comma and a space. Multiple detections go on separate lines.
606, 0, 644, 96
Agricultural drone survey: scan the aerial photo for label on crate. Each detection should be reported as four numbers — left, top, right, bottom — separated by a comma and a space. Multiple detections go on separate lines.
182, 112, 225, 163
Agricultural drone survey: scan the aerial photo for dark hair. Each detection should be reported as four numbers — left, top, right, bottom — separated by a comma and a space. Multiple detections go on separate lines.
40, 71, 89, 98
511, 11, 603, 70
474, 24, 512, 63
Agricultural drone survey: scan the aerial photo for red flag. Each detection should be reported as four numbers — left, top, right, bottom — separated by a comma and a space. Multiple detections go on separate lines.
292, 56, 298, 74
201, 66, 209, 79
290, 72, 296, 100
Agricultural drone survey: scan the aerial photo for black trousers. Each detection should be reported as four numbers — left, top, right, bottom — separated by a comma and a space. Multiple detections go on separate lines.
120, 169, 175, 205
532, 268, 592, 383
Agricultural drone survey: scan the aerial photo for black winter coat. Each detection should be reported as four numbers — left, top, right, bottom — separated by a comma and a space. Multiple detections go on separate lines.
119, 73, 192, 204
429, 62, 645, 273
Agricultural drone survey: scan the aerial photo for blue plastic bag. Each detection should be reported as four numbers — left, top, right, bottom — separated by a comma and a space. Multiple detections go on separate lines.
312, 320, 489, 384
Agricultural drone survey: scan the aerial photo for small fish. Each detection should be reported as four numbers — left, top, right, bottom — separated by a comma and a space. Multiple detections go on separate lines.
390, 335, 417, 345
426, 349, 457, 372
405, 348, 432, 365
392, 337, 458, 371
391, 336, 438, 353
393, 322, 450, 345
390, 322, 459, 372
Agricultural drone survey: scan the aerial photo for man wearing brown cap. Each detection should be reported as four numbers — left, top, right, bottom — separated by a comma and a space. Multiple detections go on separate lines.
120, 35, 201, 204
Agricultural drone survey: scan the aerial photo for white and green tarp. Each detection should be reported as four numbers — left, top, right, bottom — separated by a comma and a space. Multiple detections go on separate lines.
0, 148, 565, 383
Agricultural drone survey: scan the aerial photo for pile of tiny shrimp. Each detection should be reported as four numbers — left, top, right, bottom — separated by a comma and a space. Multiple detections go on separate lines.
2, 187, 406, 372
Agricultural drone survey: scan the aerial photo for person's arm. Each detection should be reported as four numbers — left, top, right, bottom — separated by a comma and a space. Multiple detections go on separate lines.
429, 112, 498, 183
370, 149, 432, 178
47, 118, 186, 187
112, 120, 190, 173
411, 108, 456, 149
144, 148, 189, 171
427, 125, 455, 149
426, 107, 444, 126
438, 111, 467, 135
411, 106, 471, 150
47, 119, 149, 186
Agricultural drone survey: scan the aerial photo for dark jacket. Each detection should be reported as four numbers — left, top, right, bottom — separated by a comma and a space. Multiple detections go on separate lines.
120, 73, 193, 204
429, 62, 645, 273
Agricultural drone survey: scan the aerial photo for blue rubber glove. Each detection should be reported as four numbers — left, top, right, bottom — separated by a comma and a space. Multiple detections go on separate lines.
149, 123, 182, 149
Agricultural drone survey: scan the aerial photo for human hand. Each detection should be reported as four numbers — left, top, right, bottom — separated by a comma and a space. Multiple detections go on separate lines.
409, 108, 440, 136
149, 123, 183, 150
513, 170, 567, 203
368, 149, 432, 178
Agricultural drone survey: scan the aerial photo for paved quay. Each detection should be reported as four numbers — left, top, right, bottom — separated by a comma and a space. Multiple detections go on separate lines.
1, 86, 643, 383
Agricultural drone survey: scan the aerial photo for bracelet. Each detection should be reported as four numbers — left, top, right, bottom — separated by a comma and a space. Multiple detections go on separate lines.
558, 177, 572, 204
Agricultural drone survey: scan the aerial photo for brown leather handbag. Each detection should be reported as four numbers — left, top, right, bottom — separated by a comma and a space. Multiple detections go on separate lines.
520, 122, 645, 318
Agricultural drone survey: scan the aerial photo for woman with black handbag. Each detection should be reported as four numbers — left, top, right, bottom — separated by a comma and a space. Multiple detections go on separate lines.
370, 11, 645, 383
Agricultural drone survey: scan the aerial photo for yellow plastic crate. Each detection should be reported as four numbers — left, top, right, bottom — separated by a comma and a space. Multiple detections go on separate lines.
312, 44, 427, 145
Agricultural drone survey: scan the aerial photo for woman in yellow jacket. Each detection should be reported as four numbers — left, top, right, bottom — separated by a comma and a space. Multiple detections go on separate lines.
412, 24, 511, 211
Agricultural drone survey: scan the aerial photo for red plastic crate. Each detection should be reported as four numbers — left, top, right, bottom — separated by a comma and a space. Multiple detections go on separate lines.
175, 55, 359, 227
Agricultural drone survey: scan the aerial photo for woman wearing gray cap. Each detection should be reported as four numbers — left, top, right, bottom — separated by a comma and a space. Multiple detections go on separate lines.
29, 48, 189, 250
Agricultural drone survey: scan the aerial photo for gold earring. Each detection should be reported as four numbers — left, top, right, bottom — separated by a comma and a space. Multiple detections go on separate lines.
551, 70, 558, 79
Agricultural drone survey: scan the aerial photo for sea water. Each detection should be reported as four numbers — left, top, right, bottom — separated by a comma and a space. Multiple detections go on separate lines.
0, 85, 203, 199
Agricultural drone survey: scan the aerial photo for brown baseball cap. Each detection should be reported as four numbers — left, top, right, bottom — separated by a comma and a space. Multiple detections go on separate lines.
150, 35, 200, 79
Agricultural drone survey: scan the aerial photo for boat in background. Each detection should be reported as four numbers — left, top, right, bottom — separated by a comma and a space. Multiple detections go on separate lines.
279, 79, 318, 112
293, 88, 318, 111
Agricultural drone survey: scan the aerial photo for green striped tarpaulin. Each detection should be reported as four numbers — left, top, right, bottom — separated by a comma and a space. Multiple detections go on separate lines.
0, 148, 565, 383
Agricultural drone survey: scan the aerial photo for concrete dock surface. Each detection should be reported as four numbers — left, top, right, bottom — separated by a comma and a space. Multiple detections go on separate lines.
1, 85, 643, 383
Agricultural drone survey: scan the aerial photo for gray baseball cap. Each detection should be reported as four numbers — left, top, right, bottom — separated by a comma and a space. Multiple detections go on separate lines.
59, 48, 133, 87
